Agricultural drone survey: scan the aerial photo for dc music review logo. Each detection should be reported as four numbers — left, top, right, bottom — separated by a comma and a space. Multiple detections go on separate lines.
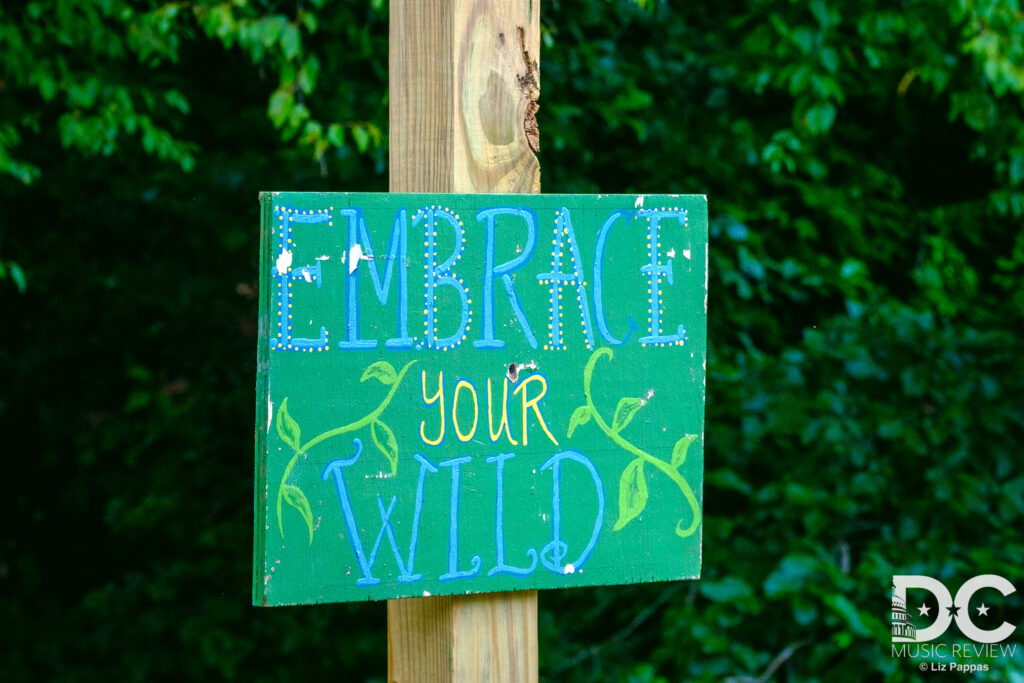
891, 575, 1017, 644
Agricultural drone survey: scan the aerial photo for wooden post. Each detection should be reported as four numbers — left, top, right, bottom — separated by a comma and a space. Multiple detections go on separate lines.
390, 0, 540, 194
388, 0, 541, 680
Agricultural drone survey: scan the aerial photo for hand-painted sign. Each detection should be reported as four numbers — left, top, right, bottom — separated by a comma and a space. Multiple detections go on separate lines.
253, 192, 707, 606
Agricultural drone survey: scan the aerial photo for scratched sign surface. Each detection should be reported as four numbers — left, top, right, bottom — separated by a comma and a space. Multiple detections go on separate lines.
253, 192, 707, 605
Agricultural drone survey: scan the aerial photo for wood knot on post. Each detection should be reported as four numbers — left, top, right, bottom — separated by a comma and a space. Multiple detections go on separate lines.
517, 26, 540, 153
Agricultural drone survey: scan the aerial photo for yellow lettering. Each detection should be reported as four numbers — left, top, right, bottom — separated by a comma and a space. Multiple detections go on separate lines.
452, 379, 478, 442
513, 374, 558, 446
419, 370, 445, 446
486, 378, 517, 445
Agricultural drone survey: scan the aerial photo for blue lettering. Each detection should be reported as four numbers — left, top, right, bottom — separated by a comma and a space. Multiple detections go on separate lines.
486, 452, 538, 576
337, 207, 413, 350
540, 449, 605, 575
474, 207, 538, 349
593, 210, 638, 346
638, 208, 687, 347
419, 207, 471, 351
322, 441, 438, 585
537, 208, 594, 350
438, 455, 483, 581
271, 206, 332, 352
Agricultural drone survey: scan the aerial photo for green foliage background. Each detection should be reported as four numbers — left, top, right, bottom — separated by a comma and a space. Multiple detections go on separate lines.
2, 0, 1023, 680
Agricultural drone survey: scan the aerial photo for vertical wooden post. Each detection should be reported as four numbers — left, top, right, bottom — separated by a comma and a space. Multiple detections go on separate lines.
388, 0, 541, 681
390, 0, 540, 194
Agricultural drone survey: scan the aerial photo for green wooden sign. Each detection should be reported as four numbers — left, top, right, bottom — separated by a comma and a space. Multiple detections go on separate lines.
253, 192, 707, 606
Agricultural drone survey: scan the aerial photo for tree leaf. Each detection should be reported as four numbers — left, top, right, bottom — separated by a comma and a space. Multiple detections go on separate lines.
361, 360, 397, 385
352, 125, 370, 153
671, 434, 699, 469
280, 24, 301, 60
371, 419, 399, 474
281, 484, 314, 544
613, 459, 648, 531
700, 577, 754, 603
9, 263, 27, 293
823, 594, 871, 638
764, 555, 819, 598
326, 123, 344, 147
803, 101, 836, 135
267, 89, 293, 128
276, 397, 301, 451
567, 405, 591, 438
611, 397, 644, 433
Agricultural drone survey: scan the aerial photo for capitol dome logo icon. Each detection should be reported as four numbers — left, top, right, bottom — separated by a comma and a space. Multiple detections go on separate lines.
891, 575, 1017, 644
891, 594, 917, 642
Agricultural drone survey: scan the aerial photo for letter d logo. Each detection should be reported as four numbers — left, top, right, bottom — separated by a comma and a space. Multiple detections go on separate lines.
893, 575, 952, 642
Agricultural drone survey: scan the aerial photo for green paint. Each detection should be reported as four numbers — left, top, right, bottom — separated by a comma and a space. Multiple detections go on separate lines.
253, 192, 707, 606
273, 361, 416, 545
576, 348, 702, 537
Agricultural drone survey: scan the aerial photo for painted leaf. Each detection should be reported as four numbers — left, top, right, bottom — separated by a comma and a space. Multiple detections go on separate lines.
611, 396, 644, 433
282, 484, 314, 544
276, 397, 301, 451
671, 434, 698, 469
675, 516, 699, 538
567, 405, 592, 438
371, 419, 399, 474
613, 458, 648, 531
360, 360, 397, 385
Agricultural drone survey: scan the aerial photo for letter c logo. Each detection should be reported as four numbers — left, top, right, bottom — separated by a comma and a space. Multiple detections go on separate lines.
954, 575, 1017, 643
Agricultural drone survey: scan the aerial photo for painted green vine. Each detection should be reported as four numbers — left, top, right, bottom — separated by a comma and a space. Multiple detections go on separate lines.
567, 347, 701, 538
274, 359, 416, 544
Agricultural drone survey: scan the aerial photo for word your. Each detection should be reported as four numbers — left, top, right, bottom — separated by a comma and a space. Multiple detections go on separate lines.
418, 370, 558, 447
321, 440, 605, 586
270, 204, 690, 352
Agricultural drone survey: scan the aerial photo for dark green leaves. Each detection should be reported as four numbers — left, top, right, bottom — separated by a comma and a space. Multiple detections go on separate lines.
351, 126, 370, 154
276, 398, 301, 451
764, 555, 820, 598
0, 260, 27, 293
267, 90, 293, 128
800, 100, 837, 135
361, 360, 397, 385
281, 484, 314, 544
699, 577, 754, 603
6, 0, 1024, 678
613, 459, 648, 531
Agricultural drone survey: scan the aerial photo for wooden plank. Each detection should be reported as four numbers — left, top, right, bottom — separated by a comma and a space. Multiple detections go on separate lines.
389, 1, 539, 679
386, 590, 538, 682
452, 591, 538, 680
389, 0, 453, 193
390, 0, 540, 194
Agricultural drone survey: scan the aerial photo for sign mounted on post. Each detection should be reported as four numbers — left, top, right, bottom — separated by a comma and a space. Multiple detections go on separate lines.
253, 192, 707, 606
